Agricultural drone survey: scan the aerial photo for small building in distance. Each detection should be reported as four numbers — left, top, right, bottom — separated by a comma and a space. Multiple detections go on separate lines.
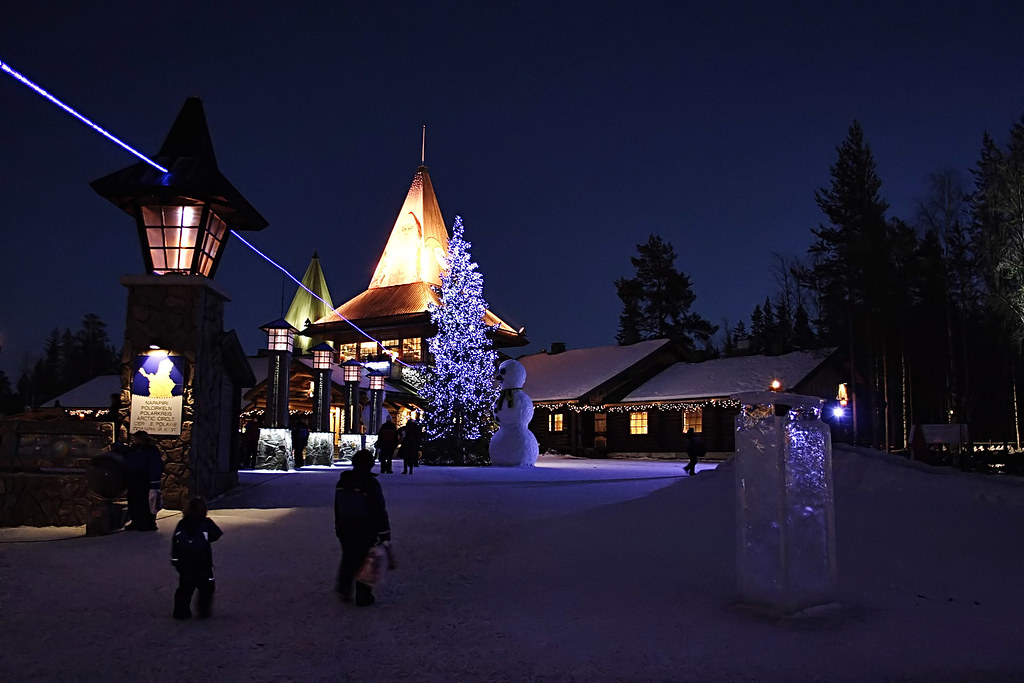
522, 344, 842, 458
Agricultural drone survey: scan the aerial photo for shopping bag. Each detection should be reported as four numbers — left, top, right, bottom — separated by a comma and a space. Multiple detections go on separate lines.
148, 489, 162, 515
356, 545, 388, 587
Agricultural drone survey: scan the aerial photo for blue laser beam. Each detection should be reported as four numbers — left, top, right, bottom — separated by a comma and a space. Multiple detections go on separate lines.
0, 58, 169, 173
229, 230, 412, 368
3, 56, 408, 367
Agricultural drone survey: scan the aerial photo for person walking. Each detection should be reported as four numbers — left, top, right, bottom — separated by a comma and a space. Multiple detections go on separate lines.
116, 431, 163, 531
334, 450, 391, 606
398, 418, 422, 475
171, 496, 223, 620
291, 419, 309, 468
684, 427, 706, 476
376, 418, 398, 474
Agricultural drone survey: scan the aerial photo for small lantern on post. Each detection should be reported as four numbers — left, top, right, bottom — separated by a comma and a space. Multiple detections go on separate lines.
341, 359, 362, 435
257, 318, 297, 470
306, 341, 335, 466
368, 371, 386, 435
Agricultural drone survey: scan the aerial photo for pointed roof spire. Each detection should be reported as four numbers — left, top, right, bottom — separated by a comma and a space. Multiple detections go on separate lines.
157, 97, 218, 166
285, 252, 335, 354
367, 166, 450, 289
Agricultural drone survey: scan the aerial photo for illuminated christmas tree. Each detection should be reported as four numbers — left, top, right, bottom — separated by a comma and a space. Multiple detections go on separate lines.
423, 216, 498, 455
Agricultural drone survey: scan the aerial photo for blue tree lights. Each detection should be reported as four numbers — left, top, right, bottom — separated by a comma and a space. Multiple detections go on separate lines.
422, 216, 498, 449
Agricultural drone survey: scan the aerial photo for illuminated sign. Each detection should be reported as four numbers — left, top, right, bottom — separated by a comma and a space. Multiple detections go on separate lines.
130, 352, 185, 435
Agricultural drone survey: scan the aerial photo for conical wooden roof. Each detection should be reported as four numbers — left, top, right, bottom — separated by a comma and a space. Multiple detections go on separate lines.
368, 166, 449, 288
311, 165, 527, 348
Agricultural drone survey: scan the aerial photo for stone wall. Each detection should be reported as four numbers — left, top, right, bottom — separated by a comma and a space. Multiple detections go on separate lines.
0, 472, 100, 527
120, 275, 240, 510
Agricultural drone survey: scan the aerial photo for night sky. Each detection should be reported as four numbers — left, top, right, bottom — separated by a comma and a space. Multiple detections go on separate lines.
3, 2, 1024, 379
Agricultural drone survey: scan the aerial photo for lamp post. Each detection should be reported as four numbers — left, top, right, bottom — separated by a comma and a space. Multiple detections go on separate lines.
258, 318, 297, 470
90, 96, 268, 510
306, 342, 335, 466
342, 360, 362, 434
368, 371, 386, 435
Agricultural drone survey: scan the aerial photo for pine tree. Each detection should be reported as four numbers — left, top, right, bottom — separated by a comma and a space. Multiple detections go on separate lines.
422, 216, 498, 456
614, 234, 716, 349
803, 120, 892, 446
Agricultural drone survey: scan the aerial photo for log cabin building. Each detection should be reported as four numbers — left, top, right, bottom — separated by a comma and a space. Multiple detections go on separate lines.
523, 344, 843, 458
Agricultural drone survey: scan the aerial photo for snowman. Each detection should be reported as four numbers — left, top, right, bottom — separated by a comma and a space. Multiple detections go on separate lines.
490, 359, 539, 467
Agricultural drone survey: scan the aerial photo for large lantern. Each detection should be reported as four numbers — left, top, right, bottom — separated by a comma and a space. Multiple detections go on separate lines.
91, 97, 267, 279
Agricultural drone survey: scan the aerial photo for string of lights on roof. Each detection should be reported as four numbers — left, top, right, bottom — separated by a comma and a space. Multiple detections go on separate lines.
535, 399, 742, 413
0, 57, 410, 368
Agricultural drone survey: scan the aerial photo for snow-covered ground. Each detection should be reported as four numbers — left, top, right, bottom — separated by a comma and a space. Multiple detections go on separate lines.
2, 448, 1023, 681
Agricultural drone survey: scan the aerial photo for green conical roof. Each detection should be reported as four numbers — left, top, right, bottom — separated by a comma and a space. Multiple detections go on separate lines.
286, 252, 335, 354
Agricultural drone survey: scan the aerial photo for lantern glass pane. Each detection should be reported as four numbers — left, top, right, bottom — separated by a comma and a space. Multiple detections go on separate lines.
141, 206, 162, 226
182, 205, 203, 227
208, 213, 227, 239
181, 228, 198, 248
147, 227, 163, 247
314, 350, 332, 370
370, 375, 385, 390
162, 206, 183, 226
151, 250, 166, 269
343, 364, 361, 383
164, 228, 181, 248
198, 253, 213, 277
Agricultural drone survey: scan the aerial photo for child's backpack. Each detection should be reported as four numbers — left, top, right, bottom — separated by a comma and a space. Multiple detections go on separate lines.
335, 484, 370, 522
173, 522, 210, 565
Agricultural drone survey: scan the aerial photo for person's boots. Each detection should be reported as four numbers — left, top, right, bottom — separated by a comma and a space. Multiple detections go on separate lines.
355, 581, 375, 606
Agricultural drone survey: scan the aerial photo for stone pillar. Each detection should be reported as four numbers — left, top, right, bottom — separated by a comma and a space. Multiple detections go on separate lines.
734, 392, 837, 613
120, 274, 239, 510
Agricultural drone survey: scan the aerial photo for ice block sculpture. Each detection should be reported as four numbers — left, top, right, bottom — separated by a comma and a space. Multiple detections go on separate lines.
733, 391, 837, 612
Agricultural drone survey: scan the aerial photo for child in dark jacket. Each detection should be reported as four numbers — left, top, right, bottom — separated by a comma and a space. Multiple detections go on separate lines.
171, 496, 223, 620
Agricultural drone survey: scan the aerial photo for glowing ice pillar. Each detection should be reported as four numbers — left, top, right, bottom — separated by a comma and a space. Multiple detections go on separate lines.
733, 392, 837, 612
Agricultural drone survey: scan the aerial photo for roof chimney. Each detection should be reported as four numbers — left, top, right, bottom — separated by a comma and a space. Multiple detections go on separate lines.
549, 342, 566, 355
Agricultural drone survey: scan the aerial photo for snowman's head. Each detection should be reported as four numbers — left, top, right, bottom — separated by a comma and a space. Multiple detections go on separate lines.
497, 359, 527, 389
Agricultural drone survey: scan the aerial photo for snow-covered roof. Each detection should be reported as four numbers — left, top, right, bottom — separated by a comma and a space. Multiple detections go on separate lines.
42, 375, 121, 409
520, 339, 673, 402
621, 347, 837, 402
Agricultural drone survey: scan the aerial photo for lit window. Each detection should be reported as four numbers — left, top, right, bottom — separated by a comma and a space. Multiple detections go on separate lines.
358, 342, 377, 359
683, 410, 702, 433
630, 412, 648, 435
402, 338, 422, 362
339, 344, 357, 361
548, 413, 564, 432
594, 413, 607, 434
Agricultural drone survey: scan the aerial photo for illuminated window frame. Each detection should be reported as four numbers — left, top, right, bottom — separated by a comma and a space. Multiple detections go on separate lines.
594, 412, 607, 434
683, 410, 703, 433
358, 342, 378, 360
629, 411, 648, 435
338, 344, 357, 361
548, 413, 564, 432
402, 337, 422, 362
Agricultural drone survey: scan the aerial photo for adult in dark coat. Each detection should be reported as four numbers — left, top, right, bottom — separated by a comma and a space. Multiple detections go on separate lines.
115, 430, 163, 531
376, 419, 398, 474
398, 418, 422, 474
684, 427, 706, 476
334, 449, 391, 606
